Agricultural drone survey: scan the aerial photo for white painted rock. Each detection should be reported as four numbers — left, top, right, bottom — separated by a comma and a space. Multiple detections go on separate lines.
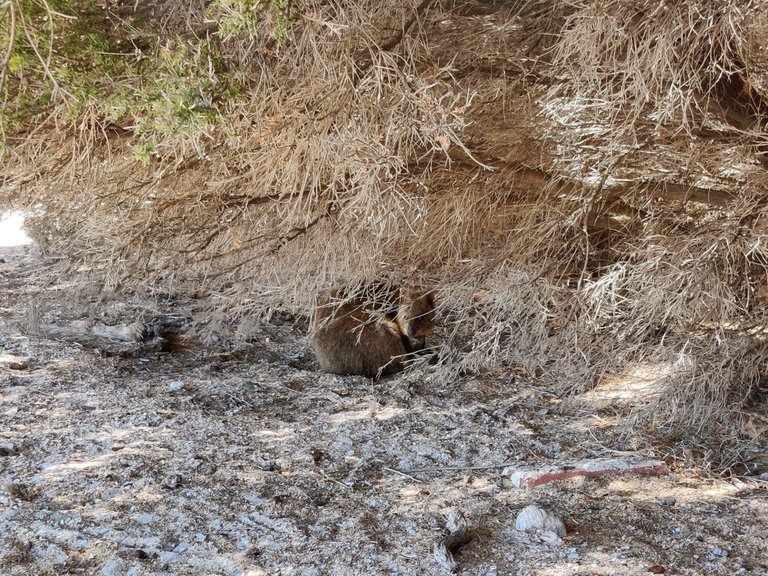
514, 504, 567, 538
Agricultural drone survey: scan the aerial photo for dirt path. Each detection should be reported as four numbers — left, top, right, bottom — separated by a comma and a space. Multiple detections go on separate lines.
1, 245, 767, 575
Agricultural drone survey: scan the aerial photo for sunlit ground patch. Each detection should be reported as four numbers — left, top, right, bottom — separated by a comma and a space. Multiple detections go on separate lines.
0, 212, 32, 247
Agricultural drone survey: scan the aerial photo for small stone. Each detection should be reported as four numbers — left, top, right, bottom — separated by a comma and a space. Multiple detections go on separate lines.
162, 474, 183, 489
515, 504, 567, 538
102, 560, 127, 576
168, 380, 186, 391
712, 547, 728, 558
661, 496, 676, 507
208, 519, 222, 531
159, 551, 182, 563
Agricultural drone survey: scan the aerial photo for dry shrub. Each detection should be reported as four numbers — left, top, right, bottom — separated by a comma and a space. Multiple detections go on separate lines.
554, 1, 758, 129
3, 0, 768, 467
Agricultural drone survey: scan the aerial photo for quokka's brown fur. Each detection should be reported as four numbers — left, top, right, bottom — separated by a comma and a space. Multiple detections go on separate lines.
309, 286, 436, 378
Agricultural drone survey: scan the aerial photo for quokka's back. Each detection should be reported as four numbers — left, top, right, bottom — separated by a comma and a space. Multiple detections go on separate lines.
309, 286, 436, 378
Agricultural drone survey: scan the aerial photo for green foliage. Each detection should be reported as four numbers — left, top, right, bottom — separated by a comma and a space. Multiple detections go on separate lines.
117, 39, 225, 162
207, 0, 294, 40
0, 0, 250, 157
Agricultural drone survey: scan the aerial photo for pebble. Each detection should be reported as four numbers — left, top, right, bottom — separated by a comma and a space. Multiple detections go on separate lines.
162, 473, 183, 489
208, 519, 223, 531
168, 380, 185, 391
101, 559, 127, 576
159, 551, 182, 563
135, 513, 157, 524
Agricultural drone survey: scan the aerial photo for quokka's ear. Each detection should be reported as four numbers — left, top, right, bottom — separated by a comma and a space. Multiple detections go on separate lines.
400, 286, 416, 300
400, 286, 436, 301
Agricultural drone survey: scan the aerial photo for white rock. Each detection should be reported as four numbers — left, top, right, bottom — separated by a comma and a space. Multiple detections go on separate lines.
208, 519, 222, 530
101, 559, 127, 576
159, 551, 182, 563
515, 504, 567, 538
168, 380, 186, 391
135, 513, 157, 524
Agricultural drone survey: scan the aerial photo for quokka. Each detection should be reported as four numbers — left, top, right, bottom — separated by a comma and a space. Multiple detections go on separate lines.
309, 286, 436, 378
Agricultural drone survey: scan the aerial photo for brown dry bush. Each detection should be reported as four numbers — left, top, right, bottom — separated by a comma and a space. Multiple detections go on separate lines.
2, 0, 768, 467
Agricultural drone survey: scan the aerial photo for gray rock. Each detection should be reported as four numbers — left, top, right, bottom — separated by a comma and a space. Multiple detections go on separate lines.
168, 380, 185, 391
101, 559, 127, 576
515, 504, 567, 538
159, 551, 182, 563
135, 513, 157, 524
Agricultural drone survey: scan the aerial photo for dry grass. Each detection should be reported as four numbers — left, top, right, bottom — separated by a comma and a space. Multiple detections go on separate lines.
2, 0, 768, 468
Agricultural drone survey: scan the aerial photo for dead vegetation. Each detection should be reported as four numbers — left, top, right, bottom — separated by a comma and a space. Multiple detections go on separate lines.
2, 0, 768, 468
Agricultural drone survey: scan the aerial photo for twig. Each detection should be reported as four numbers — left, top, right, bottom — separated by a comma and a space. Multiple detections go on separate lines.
406, 463, 516, 474
381, 466, 424, 483
380, 0, 434, 52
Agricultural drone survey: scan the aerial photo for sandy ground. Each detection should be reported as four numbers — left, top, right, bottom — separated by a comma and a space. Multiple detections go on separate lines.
1, 244, 767, 576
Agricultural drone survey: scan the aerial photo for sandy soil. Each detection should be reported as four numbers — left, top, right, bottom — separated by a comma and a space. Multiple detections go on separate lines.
1, 244, 767, 576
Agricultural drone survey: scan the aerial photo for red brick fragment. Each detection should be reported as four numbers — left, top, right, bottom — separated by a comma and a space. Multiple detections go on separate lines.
502, 456, 669, 488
